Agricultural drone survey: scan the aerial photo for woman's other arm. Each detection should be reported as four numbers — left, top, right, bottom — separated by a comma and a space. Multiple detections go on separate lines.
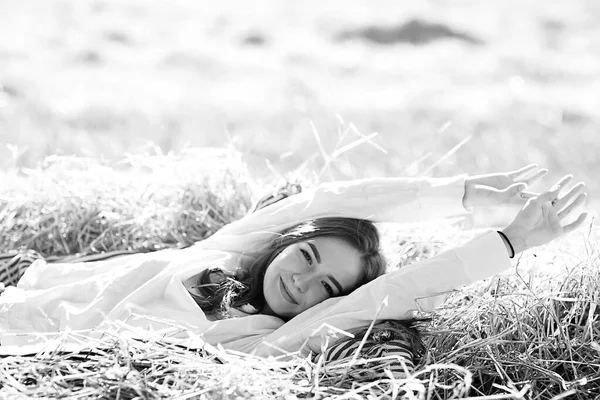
252, 230, 510, 356
199, 175, 470, 255
252, 176, 588, 356
200, 165, 546, 256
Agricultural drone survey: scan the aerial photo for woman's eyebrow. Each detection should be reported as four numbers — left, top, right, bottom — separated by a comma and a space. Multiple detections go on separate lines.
307, 242, 321, 263
328, 275, 343, 294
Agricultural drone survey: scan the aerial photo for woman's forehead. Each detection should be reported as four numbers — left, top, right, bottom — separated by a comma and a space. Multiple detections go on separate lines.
310, 235, 356, 249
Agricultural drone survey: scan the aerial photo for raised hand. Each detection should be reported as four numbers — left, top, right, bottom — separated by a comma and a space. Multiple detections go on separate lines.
463, 164, 548, 209
500, 175, 588, 255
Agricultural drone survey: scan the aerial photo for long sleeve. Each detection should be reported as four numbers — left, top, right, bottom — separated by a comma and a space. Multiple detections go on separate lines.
198, 175, 469, 256
247, 230, 511, 356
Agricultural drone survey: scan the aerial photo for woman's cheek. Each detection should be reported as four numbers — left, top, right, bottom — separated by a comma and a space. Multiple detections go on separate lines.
304, 289, 322, 309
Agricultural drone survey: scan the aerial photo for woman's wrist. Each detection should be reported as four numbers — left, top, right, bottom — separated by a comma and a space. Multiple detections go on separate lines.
497, 231, 514, 258
499, 227, 527, 256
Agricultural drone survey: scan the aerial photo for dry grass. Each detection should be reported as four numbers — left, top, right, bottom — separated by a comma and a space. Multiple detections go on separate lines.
0, 147, 253, 257
1, 147, 598, 399
419, 234, 600, 399
2, 0, 599, 397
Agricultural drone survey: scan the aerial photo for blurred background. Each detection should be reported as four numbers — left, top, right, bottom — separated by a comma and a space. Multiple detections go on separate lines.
0, 0, 598, 212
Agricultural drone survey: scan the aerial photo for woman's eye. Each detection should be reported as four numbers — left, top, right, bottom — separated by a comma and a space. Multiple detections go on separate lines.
300, 249, 312, 265
322, 281, 334, 296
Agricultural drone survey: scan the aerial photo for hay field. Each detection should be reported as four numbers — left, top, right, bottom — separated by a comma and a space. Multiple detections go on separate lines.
0, 149, 599, 399
1, 0, 600, 398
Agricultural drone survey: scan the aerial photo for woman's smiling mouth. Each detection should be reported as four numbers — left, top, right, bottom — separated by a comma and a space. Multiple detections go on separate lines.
279, 277, 298, 304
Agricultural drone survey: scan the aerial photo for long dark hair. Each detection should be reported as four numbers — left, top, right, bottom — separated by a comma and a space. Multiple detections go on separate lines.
190, 217, 386, 319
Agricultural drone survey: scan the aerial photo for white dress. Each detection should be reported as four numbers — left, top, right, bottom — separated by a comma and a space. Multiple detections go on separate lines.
0, 175, 511, 356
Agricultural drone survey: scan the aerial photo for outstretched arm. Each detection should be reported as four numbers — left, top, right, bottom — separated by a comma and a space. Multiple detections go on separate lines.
251, 175, 588, 356
252, 230, 510, 356
499, 175, 587, 256
200, 165, 547, 256
463, 164, 547, 209
199, 175, 471, 255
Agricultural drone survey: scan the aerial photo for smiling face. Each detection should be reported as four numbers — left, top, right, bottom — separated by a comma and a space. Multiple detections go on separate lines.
262, 236, 363, 319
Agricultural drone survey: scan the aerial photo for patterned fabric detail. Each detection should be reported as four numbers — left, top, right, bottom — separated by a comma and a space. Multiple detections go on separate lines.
0, 250, 45, 287
318, 320, 420, 381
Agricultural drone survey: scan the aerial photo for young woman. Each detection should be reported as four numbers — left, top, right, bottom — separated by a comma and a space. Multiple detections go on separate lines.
0, 165, 588, 362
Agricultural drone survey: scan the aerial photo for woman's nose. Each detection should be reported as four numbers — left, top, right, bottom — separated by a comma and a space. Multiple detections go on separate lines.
292, 273, 312, 293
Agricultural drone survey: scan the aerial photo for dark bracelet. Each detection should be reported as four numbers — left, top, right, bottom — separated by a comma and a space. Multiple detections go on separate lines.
497, 231, 515, 259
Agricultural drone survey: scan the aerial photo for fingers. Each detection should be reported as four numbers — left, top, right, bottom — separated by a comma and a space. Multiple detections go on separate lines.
509, 164, 538, 178
522, 169, 549, 185
535, 185, 562, 204
505, 182, 527, 197
553, 174, 574, 191
534, 174, 575, 203
511, 164, 548, 185
553, 182, 586, 211
479, 182, 526, 204
541, 176, 588, 235
557, 193, 587, 219
563, 212, 588, 234
519, 191, 537, 200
